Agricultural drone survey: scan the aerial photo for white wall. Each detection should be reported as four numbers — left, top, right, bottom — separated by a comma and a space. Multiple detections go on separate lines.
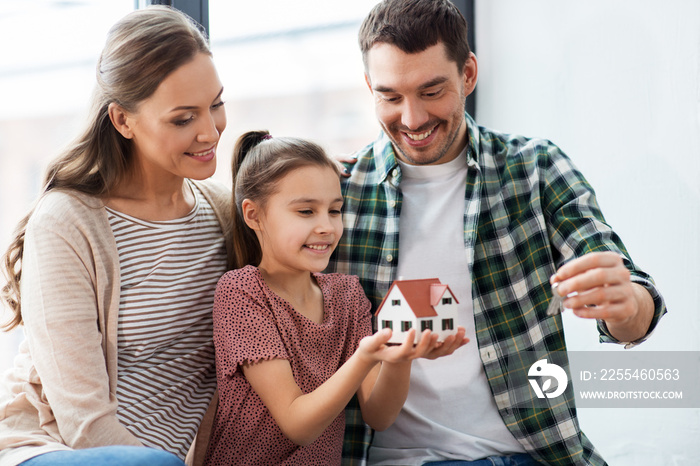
475, 1, 699, 464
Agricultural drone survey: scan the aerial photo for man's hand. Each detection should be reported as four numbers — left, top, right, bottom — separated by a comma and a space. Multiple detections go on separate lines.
551, 251, 654, 343
333, 153, 357, 178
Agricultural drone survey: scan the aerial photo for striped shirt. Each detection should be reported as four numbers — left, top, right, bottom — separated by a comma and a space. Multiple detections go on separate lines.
327, 112, 667, 465
106, 182, 227, 459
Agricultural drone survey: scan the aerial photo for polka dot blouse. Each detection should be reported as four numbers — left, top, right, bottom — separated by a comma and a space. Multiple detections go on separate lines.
204, 265, 372, 466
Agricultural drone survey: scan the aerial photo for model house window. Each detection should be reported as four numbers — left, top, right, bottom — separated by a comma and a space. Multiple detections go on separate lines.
421, 321, 433, 331
442, 319, 454, 330
382, 320, 393, 330
401, 321, 412, 331
392, 299, 401, 306
442, 297, 452, 305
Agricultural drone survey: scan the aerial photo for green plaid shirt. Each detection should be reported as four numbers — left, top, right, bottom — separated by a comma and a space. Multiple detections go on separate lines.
327, 112, 666, 465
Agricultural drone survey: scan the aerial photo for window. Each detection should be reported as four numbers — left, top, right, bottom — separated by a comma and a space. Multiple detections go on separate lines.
207, 0, 381, 190
391, 299, 401, 306
421, 320, 433, 332
401, 321, 413, 332
381, 320, 393, 330
442, 319, 454, 331
0, 0, 134, 375
442, 297, 452, 305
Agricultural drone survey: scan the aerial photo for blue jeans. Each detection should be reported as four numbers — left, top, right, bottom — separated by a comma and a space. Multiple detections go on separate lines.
424, 453, 540, 466
20, 446, 185, 466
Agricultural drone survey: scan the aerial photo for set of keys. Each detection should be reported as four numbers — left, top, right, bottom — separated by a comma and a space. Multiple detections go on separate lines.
546, 282, 565, 316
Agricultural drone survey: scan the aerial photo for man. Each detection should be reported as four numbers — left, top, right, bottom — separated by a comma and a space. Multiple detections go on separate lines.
327, 0, 667, 465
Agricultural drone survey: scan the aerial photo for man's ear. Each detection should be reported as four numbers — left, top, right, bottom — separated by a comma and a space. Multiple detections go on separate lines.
108, 102, 134, 139
241, 199, 262, 231
364, 73, 373, 94
462, 52, 478, 96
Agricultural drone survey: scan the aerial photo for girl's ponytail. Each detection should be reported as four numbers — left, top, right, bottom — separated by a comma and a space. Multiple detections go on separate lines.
231, 130, 271, 185
231, 130, 271, 269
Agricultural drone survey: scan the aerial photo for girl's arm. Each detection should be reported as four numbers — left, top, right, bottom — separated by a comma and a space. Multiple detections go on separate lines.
356, 326, 468, 431
241, 327, 442, 446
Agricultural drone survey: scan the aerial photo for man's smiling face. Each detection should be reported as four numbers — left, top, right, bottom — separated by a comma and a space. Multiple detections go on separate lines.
365, 42, 476, 165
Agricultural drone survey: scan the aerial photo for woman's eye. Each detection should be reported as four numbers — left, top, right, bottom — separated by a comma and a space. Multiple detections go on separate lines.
298, 210, 313, 215
174, 116, 194, 126
212, 101, 225, 109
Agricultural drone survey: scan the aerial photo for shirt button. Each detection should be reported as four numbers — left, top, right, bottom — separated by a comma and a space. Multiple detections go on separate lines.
392, 168, 399, 178
386, 254, 394, 263
389, 200, 397, 208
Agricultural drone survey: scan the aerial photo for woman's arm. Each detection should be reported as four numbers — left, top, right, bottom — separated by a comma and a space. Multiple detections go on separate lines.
242, 327, 445, 446
21, 198, 141, 448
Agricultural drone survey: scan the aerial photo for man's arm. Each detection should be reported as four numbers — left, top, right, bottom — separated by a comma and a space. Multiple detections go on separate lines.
551, 251, 654, 342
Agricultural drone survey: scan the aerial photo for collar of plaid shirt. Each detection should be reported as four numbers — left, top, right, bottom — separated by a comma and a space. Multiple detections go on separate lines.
328, 111, 666, 465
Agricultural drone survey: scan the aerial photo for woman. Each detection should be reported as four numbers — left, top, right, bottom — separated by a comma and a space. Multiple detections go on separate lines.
0, 7, 231, 466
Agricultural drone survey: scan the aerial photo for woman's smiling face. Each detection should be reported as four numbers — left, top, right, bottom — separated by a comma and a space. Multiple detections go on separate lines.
122, 52, 227, 183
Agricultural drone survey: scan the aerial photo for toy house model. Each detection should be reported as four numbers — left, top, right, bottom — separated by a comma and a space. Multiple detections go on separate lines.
376, 278, 459, 344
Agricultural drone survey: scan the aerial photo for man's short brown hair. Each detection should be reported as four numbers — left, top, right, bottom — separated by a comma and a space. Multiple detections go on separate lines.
359, 0, 472, 70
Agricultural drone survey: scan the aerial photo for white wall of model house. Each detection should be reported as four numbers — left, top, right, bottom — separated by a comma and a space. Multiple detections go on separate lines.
376, 280, 459, 344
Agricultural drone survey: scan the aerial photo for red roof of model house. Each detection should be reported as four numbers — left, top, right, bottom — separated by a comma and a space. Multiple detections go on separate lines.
375, 278, 460, 317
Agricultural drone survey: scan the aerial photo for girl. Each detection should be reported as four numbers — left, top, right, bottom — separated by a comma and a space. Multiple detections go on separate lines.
204, 131, 468, 465
0, 7, 230, 466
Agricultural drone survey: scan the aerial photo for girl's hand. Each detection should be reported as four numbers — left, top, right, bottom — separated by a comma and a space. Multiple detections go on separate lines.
421, 326, 469, 360
357, 327, 469, 364
355, 326, 469, 431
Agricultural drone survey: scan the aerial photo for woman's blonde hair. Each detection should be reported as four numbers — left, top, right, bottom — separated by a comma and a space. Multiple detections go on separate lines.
1, 6, 211, 330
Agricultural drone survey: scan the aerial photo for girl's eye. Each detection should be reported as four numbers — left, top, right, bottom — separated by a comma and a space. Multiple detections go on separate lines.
330, 209, 342, 215
298, 209, 313, 215
212, 101, 225, 109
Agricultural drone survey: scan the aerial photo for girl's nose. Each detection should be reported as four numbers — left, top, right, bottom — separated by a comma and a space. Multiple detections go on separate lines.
315, 214, 334, 234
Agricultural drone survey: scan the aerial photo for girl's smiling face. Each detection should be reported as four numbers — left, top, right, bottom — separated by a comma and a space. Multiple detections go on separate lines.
245, 165, 344, 276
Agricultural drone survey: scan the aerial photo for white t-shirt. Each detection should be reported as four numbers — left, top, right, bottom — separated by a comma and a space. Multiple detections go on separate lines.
368, 152, 525, 465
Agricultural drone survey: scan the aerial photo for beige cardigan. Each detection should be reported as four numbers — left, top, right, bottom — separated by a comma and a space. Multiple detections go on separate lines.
0, 179, 231, 466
